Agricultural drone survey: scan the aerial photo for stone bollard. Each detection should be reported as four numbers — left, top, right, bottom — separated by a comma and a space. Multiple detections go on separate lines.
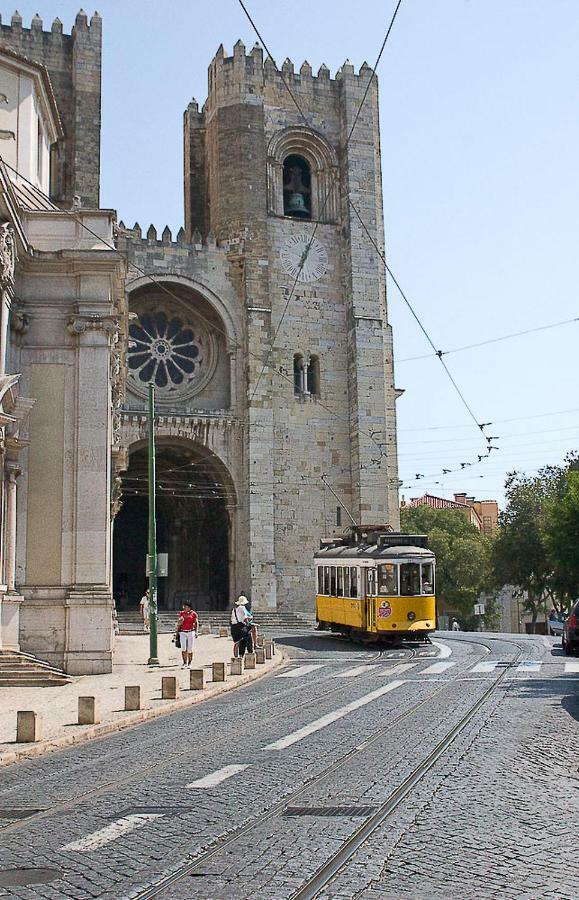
78, 696, 99, 726
230, 657, 243, 676
244, 652, 256, 670
255, 648, 266, 665
190, 668, 204, 690
161, 676, 179, 700
16, 711, 42, 743
256, 633, 264, 649
219, 626, 229, 638
264, 639, 273, 659
212, 661, 225, 682
201, 624, 211, 635
125, 686, 141, 711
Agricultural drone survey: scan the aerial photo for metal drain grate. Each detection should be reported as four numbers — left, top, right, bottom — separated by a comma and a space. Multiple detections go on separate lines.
283, 805, 377, 818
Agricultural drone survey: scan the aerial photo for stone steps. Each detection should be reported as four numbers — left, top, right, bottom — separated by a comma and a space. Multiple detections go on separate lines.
117, 610, 315, 633
0, 650, 72, 687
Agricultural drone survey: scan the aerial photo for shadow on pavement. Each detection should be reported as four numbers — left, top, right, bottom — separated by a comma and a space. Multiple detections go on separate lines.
508, 676, 579, 723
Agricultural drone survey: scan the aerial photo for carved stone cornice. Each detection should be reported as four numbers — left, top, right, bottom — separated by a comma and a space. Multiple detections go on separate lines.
10, 307, 29, 334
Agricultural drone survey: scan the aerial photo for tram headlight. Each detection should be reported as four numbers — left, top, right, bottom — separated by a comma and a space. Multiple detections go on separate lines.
407, 611, 416, 621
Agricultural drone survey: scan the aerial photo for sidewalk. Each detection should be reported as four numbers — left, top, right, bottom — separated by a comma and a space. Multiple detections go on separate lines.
0, 632, 283, 766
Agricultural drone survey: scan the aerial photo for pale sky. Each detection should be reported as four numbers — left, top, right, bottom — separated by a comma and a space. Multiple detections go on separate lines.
7, 1, 579, 506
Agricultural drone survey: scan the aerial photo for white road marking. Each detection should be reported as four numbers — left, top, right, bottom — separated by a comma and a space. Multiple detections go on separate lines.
421, 661, 456, 675
262, 681, 405, 751
333, 665, 381, 678
62, 814, 164, 852
277, 664, 325, 678
471, 661, 499, 673
564, 660, 579, 673
430, 640, 453, 659
517, 660, 542, 673
187, 764, 249, 788
374, 662, 418, 676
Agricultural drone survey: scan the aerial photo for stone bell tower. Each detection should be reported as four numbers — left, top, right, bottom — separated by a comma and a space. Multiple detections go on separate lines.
183, 43, 400, 611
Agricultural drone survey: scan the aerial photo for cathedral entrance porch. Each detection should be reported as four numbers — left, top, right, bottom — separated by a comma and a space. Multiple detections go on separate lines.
113, 442, 235, 613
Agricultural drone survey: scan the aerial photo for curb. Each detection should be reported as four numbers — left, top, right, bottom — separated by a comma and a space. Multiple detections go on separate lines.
0, 650, 288, 767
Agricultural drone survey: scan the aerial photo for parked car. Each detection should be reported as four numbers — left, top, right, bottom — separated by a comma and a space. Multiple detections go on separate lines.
548, 613, 566, 637
562, 600, 579, 656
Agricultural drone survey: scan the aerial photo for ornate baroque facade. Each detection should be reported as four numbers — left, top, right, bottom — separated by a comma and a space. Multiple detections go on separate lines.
0, 12, 400, 672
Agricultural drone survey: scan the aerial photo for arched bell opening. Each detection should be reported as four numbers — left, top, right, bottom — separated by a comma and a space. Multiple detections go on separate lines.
283, 154, 312, 219
113, 441, 236, 612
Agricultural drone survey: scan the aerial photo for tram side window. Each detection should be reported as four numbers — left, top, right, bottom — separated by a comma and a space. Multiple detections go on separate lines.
317, 568, 323, 594
400, 563, 421, 596
324, 566, 330, 595
366, 568, 377, 596
330, 566, 337, 596
344, 567, 351, 597
351, 567, 358, 597
421, 562, 435, 594
337, 567, 344, 597
378, 563, 398, 595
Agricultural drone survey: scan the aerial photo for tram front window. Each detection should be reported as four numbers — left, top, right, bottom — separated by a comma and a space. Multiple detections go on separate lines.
378, 563, 398, 595
400, 563, 421, 596
421, 562, 435, 594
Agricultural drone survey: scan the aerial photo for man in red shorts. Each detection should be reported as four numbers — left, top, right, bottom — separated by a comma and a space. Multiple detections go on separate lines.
177, 603, 198, 668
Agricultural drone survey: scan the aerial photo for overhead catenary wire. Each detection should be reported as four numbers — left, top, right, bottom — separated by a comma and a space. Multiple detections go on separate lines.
396, 316, 579, 363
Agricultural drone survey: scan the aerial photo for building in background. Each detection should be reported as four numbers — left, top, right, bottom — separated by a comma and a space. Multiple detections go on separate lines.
402, 492, 499, 534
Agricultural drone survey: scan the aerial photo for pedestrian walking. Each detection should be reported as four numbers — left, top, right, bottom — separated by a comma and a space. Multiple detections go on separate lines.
139, 590, 150, 633
451, 617, 460, 631
230, 596, 252, 657
177, 603, 198, 668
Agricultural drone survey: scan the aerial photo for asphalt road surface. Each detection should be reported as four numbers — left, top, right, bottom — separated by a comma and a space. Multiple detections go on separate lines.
0, 630, 577, 900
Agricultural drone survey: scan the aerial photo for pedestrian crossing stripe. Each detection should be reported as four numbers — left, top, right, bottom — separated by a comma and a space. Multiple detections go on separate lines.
333, 665, 381, 678
277, 664, 325, 678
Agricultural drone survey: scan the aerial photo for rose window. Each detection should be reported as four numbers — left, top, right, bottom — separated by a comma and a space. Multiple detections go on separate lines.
128, 311, 205, 393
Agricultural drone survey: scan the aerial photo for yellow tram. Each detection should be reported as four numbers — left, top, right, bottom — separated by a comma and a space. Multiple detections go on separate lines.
315, 526, 436, 641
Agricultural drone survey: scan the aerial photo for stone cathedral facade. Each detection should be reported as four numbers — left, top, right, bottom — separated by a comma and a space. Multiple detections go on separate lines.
0, 12, 400, 673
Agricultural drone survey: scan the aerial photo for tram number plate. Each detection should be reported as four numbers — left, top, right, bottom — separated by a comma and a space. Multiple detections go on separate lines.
378, 607, 392, 618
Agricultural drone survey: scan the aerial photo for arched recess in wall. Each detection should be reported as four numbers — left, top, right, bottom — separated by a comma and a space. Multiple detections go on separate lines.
267, 126, 340, 222
113, 436, 238, 611
125, 274, 240, 412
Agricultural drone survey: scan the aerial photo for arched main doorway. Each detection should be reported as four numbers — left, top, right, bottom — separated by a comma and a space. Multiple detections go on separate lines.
113, 441, 235, 612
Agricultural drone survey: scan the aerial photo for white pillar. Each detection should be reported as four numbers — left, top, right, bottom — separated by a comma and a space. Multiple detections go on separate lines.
4, 466, 18, 593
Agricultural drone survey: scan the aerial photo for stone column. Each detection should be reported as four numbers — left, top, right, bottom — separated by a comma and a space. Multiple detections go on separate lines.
4, 465, 19, 592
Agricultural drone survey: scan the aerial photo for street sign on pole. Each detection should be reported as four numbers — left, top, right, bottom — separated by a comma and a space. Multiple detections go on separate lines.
147, 382, 159, 666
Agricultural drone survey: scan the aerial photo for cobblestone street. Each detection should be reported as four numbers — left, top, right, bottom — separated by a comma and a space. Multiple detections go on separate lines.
0, 630, 576, 899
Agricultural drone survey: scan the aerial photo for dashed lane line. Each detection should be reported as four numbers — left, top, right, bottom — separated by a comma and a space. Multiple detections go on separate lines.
471, 660, 499, 673
333, 665, 381, 678
374, 662, 419, 676
61, 814, 164, 852
276, 664, 325, 679
421, 661, 456, 675
187, 765, 249, 788
516, 660, 542, 673
262, 681, 405, 751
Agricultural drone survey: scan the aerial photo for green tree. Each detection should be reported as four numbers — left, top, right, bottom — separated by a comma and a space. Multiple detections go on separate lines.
544, 469, 579, 603
491, 459, 578, 625
400, 505, 494, 626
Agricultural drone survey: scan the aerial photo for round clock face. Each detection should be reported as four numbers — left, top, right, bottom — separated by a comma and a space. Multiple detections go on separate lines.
280, 233, 328, 284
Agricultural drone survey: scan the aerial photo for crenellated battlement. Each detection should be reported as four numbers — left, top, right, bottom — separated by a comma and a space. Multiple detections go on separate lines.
0, 9, 102, 207
206, 39, 373, 108
0, 8, 101, 40
117, 221, 227, 254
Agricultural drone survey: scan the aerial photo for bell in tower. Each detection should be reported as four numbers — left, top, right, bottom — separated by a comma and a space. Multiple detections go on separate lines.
283, 154, 312, 219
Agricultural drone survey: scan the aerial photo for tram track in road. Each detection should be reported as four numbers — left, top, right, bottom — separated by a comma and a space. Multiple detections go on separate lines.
0, 646, 391, 839
127, 636, 523, 900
